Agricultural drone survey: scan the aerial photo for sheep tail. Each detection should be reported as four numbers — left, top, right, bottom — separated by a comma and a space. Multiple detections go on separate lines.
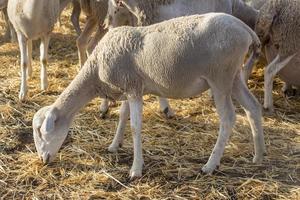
242, 23, 261, 82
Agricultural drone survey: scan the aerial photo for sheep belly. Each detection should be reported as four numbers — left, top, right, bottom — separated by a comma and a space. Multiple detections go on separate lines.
144, 77, 209, 99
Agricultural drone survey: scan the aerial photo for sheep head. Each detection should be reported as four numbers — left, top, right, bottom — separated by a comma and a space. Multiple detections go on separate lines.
33, 106, 71, 164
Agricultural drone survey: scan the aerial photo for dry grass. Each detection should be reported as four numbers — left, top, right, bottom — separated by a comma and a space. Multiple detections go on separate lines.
0, 9, 299, 200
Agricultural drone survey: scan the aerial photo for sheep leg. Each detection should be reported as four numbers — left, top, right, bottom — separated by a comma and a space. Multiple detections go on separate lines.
232, 71, 265, 163
40, 36, 50, 90
108, 101, 129, 152
157, 97, 175, 118
27, 40, 33, 79
71, 0, 81, 36
264, 54, 295, 114
17, 33, 28, 101
128, 97, 144, 179
3, 9, 17, 43
243, 52, 257, 82
202, 86, 236, 174
87, 26, 107, 55
76, 17, 97, 67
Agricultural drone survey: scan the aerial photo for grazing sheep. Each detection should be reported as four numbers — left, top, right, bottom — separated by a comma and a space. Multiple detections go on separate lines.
33, 13, 265, 179
0, 0, 17, 42
7, 0, 60, 101
101, 0, 259, 118
58, 0, 82, 36
245, 0, 300, 113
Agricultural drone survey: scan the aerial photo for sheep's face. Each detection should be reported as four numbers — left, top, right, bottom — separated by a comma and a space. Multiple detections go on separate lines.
33, 106, 71, 164
107, 0, 135, 28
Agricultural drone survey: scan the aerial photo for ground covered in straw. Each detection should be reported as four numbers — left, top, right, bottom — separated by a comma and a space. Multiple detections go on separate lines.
0, 9, 299, 200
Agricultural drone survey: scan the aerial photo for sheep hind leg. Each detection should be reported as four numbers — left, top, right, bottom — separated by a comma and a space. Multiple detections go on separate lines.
40, 36, 50, 90
202, 84, 236, 174
86, 25, 107, 55
108, 101, 129, 152
158, 97, 175, 118
76, 17, 97, 67
71, 0, 81, 36
17, 33, 28, 101
264, 54, 295, 114
232, 71, 265, 163
128, 96, 144, 179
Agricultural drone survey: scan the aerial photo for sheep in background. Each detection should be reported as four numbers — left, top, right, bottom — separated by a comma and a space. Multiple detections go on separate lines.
249, 0, 267, 9
32, 13, 265, 179
245, 0, 300, 113
58, 0, 82, 36
76, 0, 134, 68
0, 0, 17, 42
7, 0, 60, 101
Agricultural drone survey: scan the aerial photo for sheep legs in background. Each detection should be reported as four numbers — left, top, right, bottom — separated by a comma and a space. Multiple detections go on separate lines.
264, 54, 295, 114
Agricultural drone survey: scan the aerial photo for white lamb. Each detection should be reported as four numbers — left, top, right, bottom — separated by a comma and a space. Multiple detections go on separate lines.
7, 0, 61, 101
32, 13, 265, 179
100, 0, 260, 118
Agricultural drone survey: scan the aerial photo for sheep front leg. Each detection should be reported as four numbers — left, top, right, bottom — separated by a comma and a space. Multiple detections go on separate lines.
27, 40, 33, 79
128, 97, 144, 179
108, 101, 129, 152
158, 97, 175, 118
17, 33, 28, 101
264, 54, 295, 114
233, 71, 265, 163
40, 36, 50, 90
202, 88, 236, 174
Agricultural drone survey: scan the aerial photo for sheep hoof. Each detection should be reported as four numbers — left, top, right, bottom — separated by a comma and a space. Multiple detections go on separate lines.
129, 168, 142, 180
283, 88, 297, 98
99, 110, 108, 119
108, 143, 121, 153
263, 107, 274, 116
19, 91, 27, 101
201, 164, 216, 175
163, 107, 175, 118
253, 155, 263, 164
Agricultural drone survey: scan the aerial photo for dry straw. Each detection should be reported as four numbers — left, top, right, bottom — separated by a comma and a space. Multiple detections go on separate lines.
0, 8, 299, 199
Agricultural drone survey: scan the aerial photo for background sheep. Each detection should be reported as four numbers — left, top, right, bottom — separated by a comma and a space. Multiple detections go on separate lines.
76, 0, 134, 68
0, 0, 17, 42
32, 13, 265, 179
58, 0, 82, 36
246, 0, 300, 113
7, 0, 60, 101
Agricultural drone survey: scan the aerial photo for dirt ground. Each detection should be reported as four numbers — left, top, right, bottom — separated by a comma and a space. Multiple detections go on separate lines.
0, 9, 299, 200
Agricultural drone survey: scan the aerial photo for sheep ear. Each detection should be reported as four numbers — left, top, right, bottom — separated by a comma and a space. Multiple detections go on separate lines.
42, 109, 58, 134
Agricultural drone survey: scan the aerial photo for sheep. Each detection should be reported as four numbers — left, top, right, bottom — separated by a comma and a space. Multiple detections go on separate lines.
7, 0, 61, 101
0, 0, 17, 42
244, 0, 300, 113
58, 0, 81, 36
100, 0, 259, 118
32, 13, 265, 179
107, 0, 259, 29
76, 0, 134, 68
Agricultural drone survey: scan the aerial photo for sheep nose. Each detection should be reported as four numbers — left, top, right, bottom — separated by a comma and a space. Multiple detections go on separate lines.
42, 152, 50, 165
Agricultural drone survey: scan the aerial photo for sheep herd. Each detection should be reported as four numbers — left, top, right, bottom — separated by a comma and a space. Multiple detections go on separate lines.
1, 0, 299, 180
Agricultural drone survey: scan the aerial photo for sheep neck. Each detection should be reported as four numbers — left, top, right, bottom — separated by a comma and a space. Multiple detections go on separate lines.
53, 64, 99, 120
